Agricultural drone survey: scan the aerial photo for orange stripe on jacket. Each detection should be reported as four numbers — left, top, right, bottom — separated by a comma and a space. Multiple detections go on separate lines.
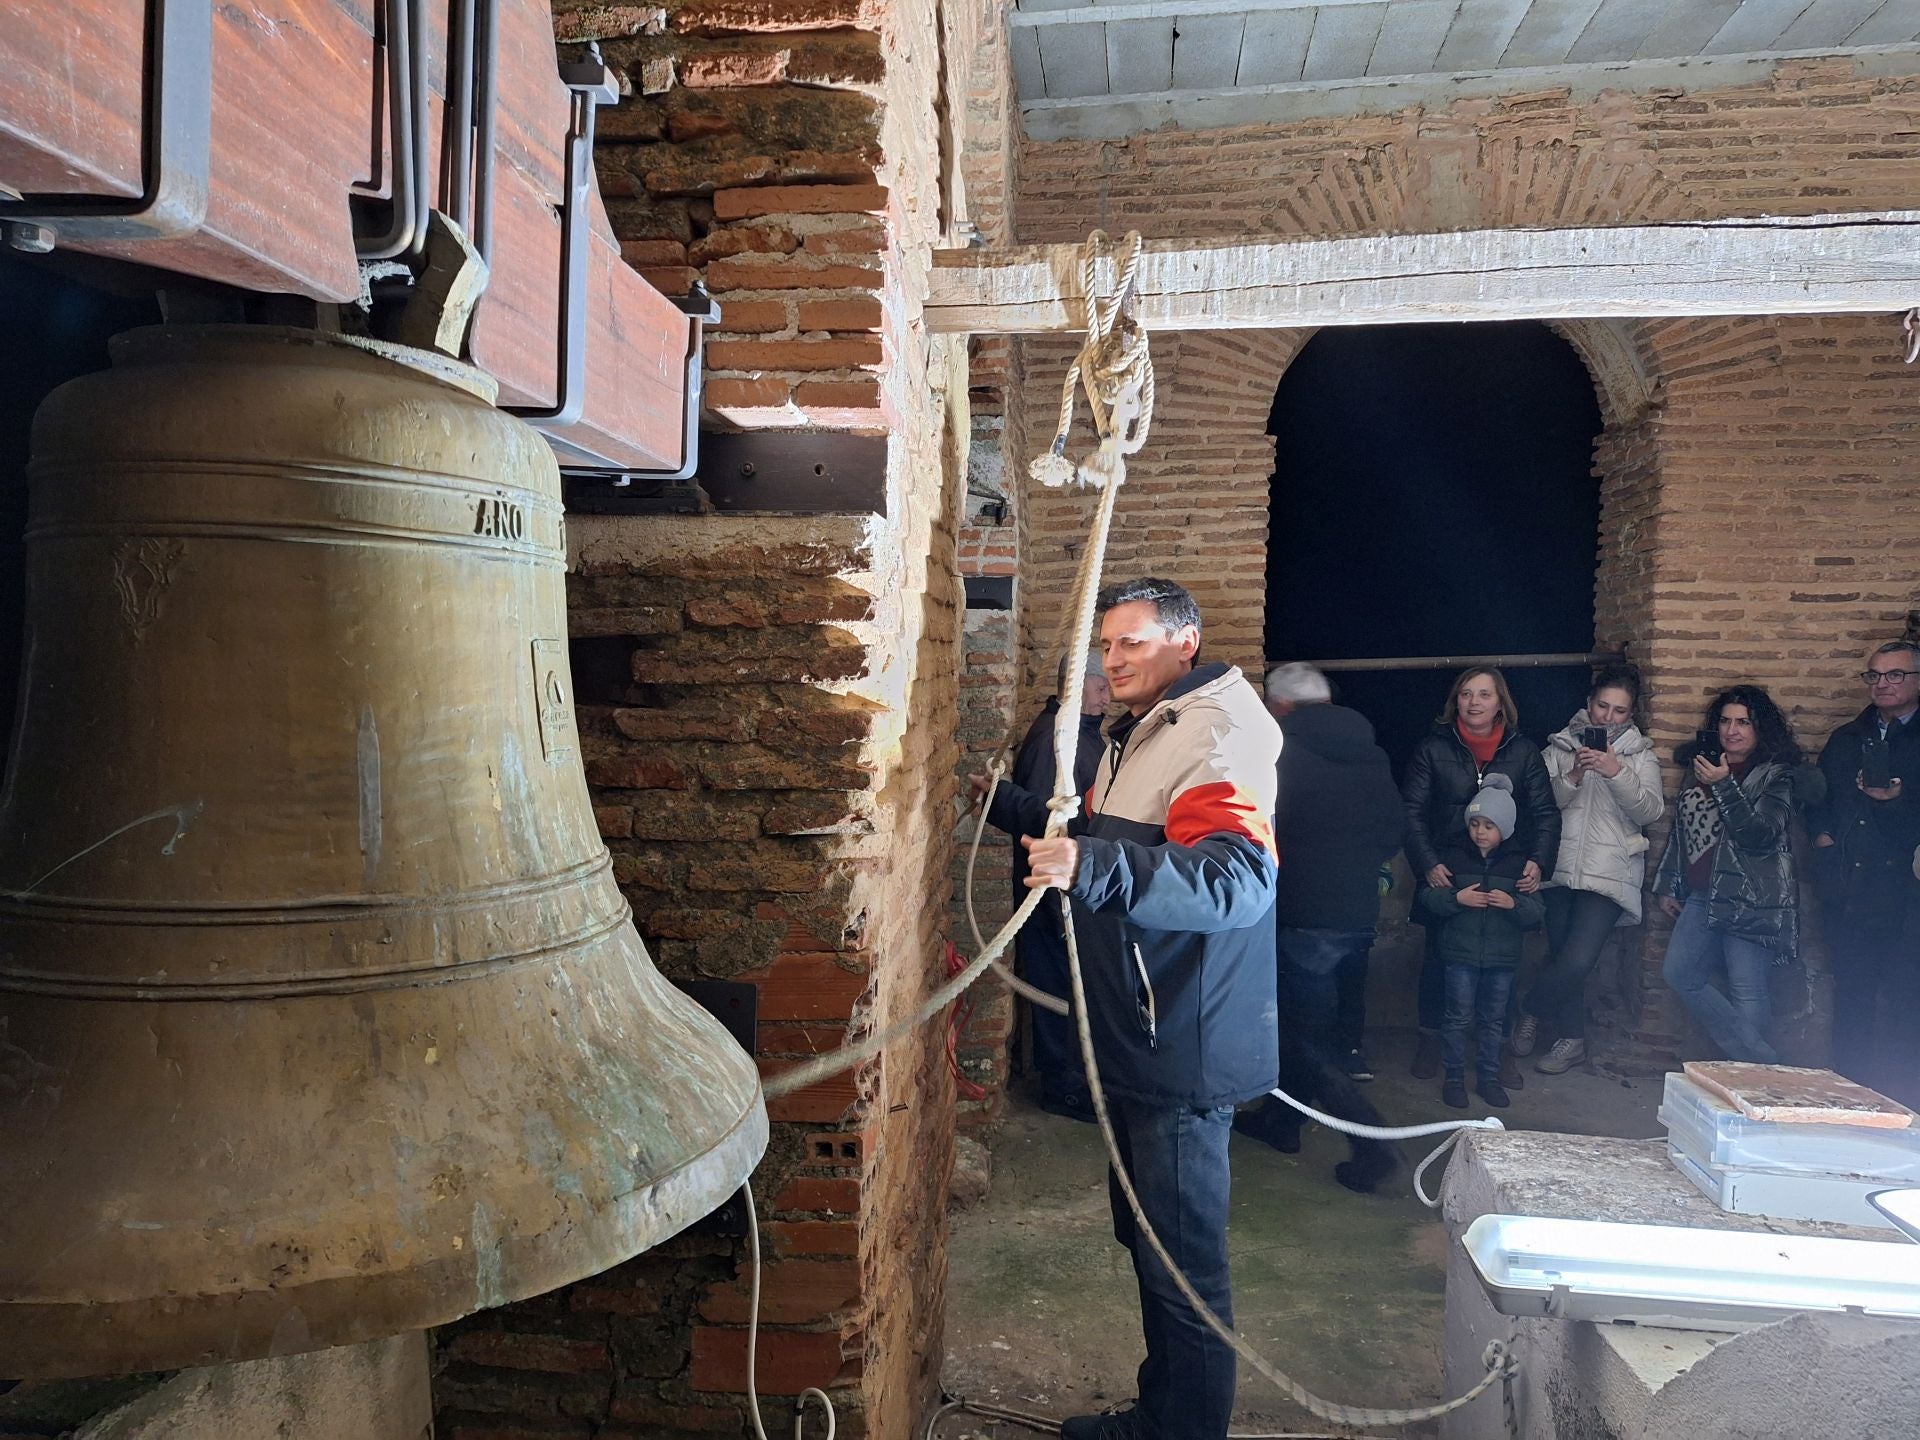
1165, 781, 1278, 859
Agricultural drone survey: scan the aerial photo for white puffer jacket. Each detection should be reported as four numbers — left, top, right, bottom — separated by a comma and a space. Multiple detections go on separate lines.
1545, 712, 1664, 924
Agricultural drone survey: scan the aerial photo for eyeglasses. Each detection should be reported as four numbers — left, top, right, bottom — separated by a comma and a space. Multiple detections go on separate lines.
1862, 670, 1915, 686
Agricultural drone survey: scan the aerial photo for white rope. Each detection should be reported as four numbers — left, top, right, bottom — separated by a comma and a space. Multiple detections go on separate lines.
757, 228, 1516, 1431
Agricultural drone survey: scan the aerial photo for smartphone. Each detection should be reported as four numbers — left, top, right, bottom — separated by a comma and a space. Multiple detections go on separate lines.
1695, 729, 1723, 765
1580, 725, 1609, 752
1862, 732, 1893, 790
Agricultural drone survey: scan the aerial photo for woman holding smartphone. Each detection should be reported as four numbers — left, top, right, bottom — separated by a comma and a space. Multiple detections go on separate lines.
1653, 685, 1803, 1063
1512, 666, 1663, 1075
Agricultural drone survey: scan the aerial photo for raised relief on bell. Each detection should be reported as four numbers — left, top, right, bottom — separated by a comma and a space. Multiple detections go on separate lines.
473, 495, 527, 541
111, 538, 186, 639
531, 639, 575, 763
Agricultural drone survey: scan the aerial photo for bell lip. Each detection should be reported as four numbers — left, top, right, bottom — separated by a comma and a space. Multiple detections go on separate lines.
0, 1092, 769, 1381
104, 325, 501, 405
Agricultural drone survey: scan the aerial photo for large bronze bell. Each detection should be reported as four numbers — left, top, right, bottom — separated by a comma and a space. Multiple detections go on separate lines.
0, 327, 766, 1377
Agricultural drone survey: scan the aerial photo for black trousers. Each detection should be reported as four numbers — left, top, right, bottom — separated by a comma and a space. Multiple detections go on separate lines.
1524, 888, 1623, 1038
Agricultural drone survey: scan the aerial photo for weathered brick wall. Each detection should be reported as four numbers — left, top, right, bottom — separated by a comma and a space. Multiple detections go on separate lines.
433, 1, 992, 1435
1003, 60, 1920, 1072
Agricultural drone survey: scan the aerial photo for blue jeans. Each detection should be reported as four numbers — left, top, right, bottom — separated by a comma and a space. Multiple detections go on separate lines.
1107, 1098, 1237, 1440
1660, 897, 1781, 1063
1277, 927, 1374, 1053
1441, 965, 1514, 1081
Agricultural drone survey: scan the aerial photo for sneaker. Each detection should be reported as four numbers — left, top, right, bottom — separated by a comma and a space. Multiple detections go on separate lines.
1061, 1400, 1157, 1439
1510, 1014, 1540, 1057
1442, 1074, 1469, 1109
1536, 1038, 1587, 1075
1411, 1032, 1442, 1079
1039, 1085, 1097, 1124
1342, 1048, 1375, 1083
1499, 1049, 1526, 1091
1476, 1075, 1511, 1108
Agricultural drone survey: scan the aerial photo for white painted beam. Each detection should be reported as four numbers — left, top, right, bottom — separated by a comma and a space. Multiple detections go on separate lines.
924, 212, 1920, 334
1017, 40, 1920, 139
1011, 0, 1383, 26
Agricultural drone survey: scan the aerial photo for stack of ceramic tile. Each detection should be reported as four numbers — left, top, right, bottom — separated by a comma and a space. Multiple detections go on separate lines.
1658, 1062, 1920, 1231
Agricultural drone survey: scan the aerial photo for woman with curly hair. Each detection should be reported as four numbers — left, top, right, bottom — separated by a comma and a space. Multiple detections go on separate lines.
1653, 684, 1803, 1063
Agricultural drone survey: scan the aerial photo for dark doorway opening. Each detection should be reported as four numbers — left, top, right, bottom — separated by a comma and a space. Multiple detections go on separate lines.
1264, 322, 1605, 775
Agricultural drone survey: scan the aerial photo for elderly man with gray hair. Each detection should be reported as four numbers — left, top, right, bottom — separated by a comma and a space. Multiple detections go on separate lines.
1262, 662, 1403, 1081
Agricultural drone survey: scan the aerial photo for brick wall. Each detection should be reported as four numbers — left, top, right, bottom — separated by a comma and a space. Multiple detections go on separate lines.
432, 1, 994, 1435
1001, 60, 1920, 1076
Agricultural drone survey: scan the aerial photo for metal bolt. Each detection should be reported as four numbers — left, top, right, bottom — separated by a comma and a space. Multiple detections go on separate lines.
4, 221, 57, 254
739, 462, 757, 478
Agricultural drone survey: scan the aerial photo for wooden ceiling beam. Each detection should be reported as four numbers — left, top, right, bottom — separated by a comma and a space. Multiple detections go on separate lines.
925, 212, 1920, 334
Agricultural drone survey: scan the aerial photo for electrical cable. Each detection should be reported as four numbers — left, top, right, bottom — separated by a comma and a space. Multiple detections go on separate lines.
743, 1180, 838, 1440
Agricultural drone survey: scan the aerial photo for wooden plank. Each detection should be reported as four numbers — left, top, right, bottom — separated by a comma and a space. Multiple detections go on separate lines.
924, 212, 1920, 334
1434, 0, 1531, 69
1634, 0, 1743, 57
1011, 23, 1049, 95
1302, 2, 1388, 80
1235, 7, 1317, 83
1499, 0, 1608, 66
0, 1, 145, 198
1702, 0, 1820, 54
1778, 0, 1893, 50
1106, 16, 1176, 94
1037, 18, 1113, 96
1847, 0, 1920, 44
1020, 38, 1920, 139
1170, 11, 1247, 87
1566, 0, 1670, 60
1012, 0, 1387, 24
1367, 0, 1460, 73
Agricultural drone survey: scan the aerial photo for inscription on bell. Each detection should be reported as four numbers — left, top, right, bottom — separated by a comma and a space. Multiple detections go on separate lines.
474, 496, 526, 540
531, 639, 574, 763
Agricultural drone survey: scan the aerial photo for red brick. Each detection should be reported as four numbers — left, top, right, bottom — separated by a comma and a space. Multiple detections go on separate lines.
617, 238, 688, 267
739, 952, 872, 1020
689, 1326, 855, 1395
689, 224, 800, 264
711, 299, 789, 334
770, 1176, 862, 1214
791, 379, 882, 421
760, 1060, 861, 1123
801, 221, 886, 256
583, 755, 692, 790
707, 337, 882, 372
704, 376, 791, 411
699, 1257, 861, 1324
594, 804, 634, 839
680, 50, 787, 87
638, 265, 701, 295
797, 297, 883, 332
553, 5, 663, 42
712, 184, 889, 220
802, 1128, 871, 1166
766, 1219, 859, 1256
443, 1332, 611, 1374
702, 258, 881, 292
605, 1394, 742, 1433
569, 1282, 662, 1316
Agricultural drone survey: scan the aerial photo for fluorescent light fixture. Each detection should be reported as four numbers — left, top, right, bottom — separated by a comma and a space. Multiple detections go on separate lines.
1870, 1188, 1920, 1244
1464, 1213, 1920, 1332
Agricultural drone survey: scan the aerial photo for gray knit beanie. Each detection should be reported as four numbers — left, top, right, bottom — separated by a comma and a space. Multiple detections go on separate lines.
1465, 773, 1518, 840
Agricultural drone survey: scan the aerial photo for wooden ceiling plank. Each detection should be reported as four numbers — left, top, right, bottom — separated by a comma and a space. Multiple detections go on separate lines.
1702, 0, 1822, 55
1846, 0, 1920, 44
1170, 11, 1249, 87
1107, 17, 1177, 95
1302, 2, 1389, 80
1777, 0, 1896, 50
1012, 24, 1049, 95
1499, 0, 1608, 67
1367, 0, 1461, 74
1013, 0, 1383, 25
1434, 0, 1532, 69
1038, 18, 1115, 97
1236, 7, 1318, 83
924, 213, 1920, 334
1633, 0, 1743, 58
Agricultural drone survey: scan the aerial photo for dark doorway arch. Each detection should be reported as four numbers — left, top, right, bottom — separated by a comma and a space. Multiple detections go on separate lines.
1264, 321, 1605, 772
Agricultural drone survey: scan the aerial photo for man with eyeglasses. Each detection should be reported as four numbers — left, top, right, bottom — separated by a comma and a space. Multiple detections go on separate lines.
1812, 640, 1920, 1102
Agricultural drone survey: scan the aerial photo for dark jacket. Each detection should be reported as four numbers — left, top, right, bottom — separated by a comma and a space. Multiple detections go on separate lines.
1811, 706, 1920, 930
1653, 759, 1800, 962
1403, 723, 1560, 881
1415, 838, 1545, 970
1006, 697, 1107, 914
1273, 704, 1405, 931
986, 662, 1282, 1109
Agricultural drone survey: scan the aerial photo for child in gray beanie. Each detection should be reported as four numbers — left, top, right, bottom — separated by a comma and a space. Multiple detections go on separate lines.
1416, 775, 1544, 1109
